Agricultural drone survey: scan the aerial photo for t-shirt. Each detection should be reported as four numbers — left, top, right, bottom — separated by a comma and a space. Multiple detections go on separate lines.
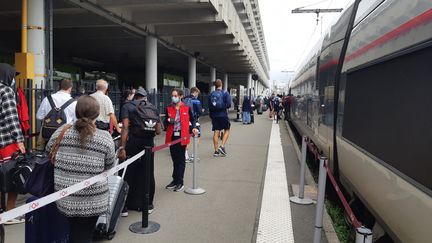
91, 91, 114, 123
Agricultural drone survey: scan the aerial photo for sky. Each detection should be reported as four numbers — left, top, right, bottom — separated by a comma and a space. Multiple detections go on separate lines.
258, 0, 352, 87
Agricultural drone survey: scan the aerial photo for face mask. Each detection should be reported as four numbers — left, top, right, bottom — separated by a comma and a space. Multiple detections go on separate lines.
172, 96, 180, 103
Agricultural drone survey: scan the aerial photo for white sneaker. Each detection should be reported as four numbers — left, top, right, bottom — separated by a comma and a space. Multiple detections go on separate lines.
4, 217, 25, 225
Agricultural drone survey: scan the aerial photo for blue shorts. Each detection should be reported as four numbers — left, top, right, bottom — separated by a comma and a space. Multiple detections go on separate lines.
211, 117, 231, 131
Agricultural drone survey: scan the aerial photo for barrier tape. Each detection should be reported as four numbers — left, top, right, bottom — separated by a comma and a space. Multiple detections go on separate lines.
152, 134, 192, 153
323, 160, 362, 229
0, 150, 145, 224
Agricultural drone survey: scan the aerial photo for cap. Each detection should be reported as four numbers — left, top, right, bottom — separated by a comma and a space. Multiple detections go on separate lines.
135, 87, 147, 97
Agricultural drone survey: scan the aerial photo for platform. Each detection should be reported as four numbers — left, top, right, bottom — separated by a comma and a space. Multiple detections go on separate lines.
4, 113, 337, 243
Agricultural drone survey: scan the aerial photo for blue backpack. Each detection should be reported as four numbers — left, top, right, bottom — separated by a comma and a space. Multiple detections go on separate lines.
183, 97, 195, 117
210, 90, 225, 110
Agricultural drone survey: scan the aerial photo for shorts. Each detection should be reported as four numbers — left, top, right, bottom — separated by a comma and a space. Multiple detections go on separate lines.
0, 143, 20, 162
211, 117, 231, 131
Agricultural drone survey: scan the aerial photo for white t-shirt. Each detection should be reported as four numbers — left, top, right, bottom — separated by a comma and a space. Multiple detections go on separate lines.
36, 91, 77, 123
90, 90, 114, 123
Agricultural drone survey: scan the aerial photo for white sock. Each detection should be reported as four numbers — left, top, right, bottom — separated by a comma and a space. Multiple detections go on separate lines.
185, 150, 189, 160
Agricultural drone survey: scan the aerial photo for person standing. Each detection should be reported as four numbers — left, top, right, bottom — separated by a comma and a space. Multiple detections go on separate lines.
164, 89, 198, 192
208, 79, 232, 157
36, 78, 77, 150
118, 88, 161, 215
242, 95, 252, 125
183, 87, 202, 162
0, 63, 26, 224
46, 95, 115, 243
90, 79, 121, 133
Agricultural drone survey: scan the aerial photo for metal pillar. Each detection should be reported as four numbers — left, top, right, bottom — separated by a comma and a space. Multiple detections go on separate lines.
145, 36, 157, 93
185, 136, 206, 195
313, 157, 327, 243
254, 80, 258, 97
188, 56, 196, 88
290, 136, 313, 205
28, 0, 46, 88
223, 73, 228, 91
247, 73, 252, 97
210, 67, 216, 92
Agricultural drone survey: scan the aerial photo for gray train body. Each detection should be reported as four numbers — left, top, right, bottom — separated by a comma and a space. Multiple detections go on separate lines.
290, 1, 432, 242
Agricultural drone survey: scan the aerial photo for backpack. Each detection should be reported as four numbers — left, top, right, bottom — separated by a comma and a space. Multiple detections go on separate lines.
210, 90, 225, 110
41, 96, 74, 140
129, 100, 160, 137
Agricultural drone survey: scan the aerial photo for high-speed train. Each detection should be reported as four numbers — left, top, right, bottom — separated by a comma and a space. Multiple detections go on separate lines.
289, 1, 432, 242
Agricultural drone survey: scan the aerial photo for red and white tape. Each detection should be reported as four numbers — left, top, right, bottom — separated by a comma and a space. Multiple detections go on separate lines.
0, 150, 145, 224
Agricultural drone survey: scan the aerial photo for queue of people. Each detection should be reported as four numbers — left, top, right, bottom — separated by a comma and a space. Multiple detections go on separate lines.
0, 65, 236, 242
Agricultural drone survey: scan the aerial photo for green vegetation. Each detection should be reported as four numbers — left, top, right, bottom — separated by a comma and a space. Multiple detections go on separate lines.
325, 199, 355, 243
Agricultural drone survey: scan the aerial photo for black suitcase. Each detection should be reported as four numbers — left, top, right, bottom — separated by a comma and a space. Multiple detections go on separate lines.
25, 196, 70, 243
251, 112, 255, 123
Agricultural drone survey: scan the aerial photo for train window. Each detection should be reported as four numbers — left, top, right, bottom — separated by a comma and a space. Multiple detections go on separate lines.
342, 44, 432, 192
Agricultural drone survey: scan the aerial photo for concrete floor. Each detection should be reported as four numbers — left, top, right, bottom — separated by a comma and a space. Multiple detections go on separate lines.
3, 113, 335, 243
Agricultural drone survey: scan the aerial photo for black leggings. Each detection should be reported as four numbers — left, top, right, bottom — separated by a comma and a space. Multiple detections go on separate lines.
68, 216, 99, 243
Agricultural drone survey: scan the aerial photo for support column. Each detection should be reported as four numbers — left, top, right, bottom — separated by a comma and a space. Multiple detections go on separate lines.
146, 36, 157, 92
188, 56, 196, 88
255, 80, 258, 97
247, 73, 252, 97
223, 73, 228, 91
28, 0, 45, 88
209, 67, 216, 93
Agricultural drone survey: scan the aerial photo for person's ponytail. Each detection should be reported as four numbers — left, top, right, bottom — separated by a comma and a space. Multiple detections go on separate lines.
74, 95, 100, 146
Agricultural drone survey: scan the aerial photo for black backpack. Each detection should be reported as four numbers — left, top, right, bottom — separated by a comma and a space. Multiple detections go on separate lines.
129, 100, 160, 137
41, 96, 74, 139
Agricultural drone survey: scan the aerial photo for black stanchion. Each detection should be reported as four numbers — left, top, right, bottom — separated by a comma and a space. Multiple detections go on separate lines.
129, 147, 160, 234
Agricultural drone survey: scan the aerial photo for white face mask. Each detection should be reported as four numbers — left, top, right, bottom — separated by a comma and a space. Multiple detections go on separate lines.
172, 96, 180, 103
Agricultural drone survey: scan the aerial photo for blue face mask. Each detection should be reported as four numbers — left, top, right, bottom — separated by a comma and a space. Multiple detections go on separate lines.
172, 96, 180, 103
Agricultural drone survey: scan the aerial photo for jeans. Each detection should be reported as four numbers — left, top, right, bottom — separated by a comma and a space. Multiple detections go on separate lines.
243, 111, 251, 124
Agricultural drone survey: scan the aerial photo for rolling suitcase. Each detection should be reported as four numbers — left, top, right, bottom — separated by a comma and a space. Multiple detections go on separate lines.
251, 111, 255, 123
25, 196, 70, 243
94, 149, 129, 240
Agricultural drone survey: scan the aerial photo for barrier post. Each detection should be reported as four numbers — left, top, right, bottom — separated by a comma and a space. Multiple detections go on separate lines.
185, 135, 206, 195
290, 136, 313, 205
129, 147, 160, 234
356, 226, 373, 243
313, 157, 327, 243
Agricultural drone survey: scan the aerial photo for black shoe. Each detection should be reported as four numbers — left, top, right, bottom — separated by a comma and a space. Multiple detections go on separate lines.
213, 150, 221, 157
218, 146, 227, 156
173, 184, 184, 192
166, 181, 176, 190
148, 204, 154, 214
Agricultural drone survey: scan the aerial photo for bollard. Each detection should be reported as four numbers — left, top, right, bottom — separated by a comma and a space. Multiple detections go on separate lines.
290, 136, 313, 205
356, 226, 373, 243
129, 147, 160, 234
313, 157, 327, 243
185, 135, 206, 195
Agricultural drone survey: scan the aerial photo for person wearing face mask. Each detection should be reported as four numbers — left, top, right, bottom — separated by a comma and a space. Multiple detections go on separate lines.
164, 88, 198, 192
0, 63, 26, 224
183, 87, 202, 162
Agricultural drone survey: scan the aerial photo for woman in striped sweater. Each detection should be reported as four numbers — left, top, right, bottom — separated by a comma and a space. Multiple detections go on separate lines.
46, 95, 115, 243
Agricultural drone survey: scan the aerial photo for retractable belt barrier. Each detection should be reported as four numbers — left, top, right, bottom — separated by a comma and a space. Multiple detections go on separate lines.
0, 133, 193, 225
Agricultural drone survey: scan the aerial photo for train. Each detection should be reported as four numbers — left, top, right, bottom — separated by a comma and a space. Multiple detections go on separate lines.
289, 0, 432, 242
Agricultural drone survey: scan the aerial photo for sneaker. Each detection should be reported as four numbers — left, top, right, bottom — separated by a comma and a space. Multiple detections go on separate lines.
213, 150, 220, 157
4, 217, 25, 225
218, 146, 227, 156
121, 207, 128, 217
173, 184, 184, 192
185, 157, 193, 163
148, 205, 154, 214
165, 181, 176, 190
